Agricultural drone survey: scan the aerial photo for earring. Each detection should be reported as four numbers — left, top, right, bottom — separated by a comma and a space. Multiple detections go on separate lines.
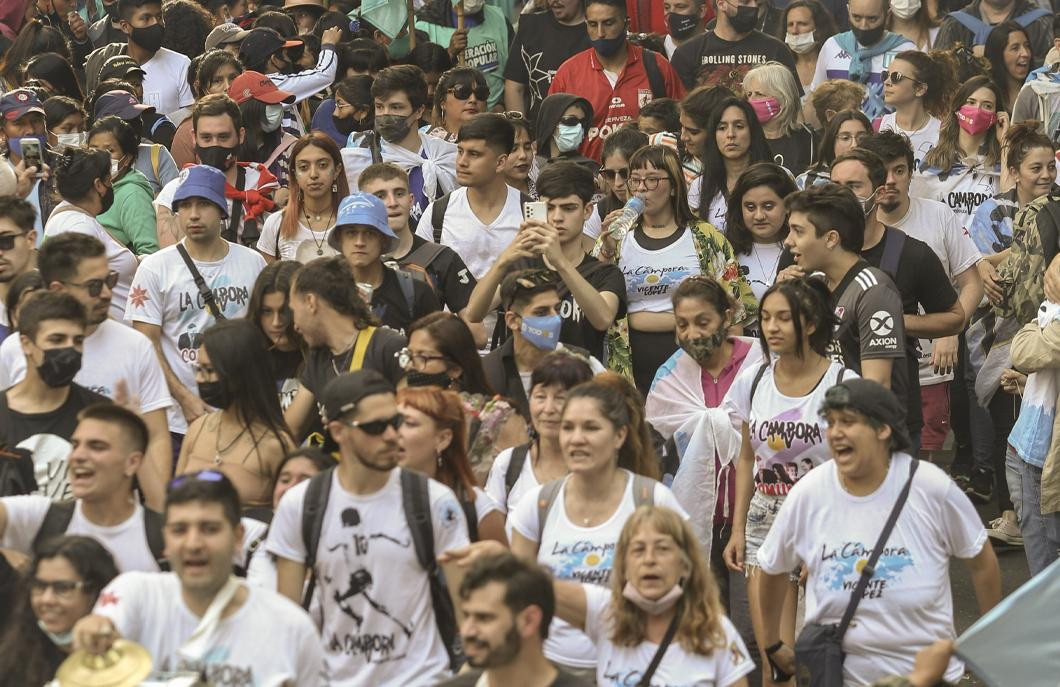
332, 182, 338, 193
436, 450, 443, 468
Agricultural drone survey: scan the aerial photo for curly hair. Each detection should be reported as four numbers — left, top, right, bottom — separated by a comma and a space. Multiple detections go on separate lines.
565, 373, 660, 480
609, 506, 726, 654
162, 0, 216, 60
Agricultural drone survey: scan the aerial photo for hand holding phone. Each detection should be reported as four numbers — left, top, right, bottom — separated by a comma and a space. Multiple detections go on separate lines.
523, 201, 547, 222
19, 138, 43, 179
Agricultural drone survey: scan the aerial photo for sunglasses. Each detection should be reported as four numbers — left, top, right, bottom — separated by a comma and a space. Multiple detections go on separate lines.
168, 469, 226, 491
0, 230, 29, 251
63, 270, 119, 297
344, 413, 404, 435
599, 167, 629, 182
558, 115, 585, 127
449, 83, 489, 101
880, 70, 921, 85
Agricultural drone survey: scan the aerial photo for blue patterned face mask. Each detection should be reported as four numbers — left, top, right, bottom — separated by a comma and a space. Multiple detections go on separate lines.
520, 314, 562, 351
553, 123, 584, 153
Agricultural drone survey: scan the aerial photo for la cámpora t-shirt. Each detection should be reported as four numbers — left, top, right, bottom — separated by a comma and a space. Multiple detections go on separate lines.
756, 453, 987, 685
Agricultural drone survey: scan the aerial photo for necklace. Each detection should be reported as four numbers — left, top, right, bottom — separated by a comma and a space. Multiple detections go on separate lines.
302, 204, 335, 256
751, 241, 783, 284
330, 330, 362, 376
213, 415, 249, 466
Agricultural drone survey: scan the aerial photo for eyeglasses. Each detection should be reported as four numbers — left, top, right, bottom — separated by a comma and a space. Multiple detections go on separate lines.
880, 70, 921, 86
62, 270, 119, 297
168, 469, 226, 491
626, 175, 669, 190
334, 99, 353, 113
558, 115, 585, 127
599, 167, 629, 182
30, 578, 88, 598
344, 413, 404, 435
397, 347, 449, 369
0, 230, 29, 251
835, 132, 869, 144
448, 83, 489, 101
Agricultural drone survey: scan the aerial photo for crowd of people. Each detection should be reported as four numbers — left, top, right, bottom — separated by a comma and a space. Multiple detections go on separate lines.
0, 0, 1056, 683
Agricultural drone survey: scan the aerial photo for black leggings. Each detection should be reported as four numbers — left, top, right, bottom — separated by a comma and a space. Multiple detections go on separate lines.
988, 391, 1019, 513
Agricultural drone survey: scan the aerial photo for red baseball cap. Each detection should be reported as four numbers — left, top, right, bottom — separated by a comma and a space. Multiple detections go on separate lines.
227, 71, 296, 105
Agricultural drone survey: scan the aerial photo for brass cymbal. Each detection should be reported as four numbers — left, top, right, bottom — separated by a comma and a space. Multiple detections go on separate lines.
54, 639, 153, 687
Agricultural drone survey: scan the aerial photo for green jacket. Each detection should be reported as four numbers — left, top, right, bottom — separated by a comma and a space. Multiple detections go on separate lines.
98, 167, 159, 256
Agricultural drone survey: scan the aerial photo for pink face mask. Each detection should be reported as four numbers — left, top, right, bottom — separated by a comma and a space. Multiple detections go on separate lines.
955, 104, 996, 136
749, 97, 781, 124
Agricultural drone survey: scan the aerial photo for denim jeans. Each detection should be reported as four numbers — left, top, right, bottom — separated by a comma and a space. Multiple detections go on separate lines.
1007, 454, 1060, 576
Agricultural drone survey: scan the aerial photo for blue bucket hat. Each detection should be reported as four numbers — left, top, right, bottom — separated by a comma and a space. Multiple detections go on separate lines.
172, 165, 230, 218
328, 192, 399, 253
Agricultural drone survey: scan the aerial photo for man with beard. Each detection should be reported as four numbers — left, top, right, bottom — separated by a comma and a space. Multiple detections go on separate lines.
0, 197, 38, 343
268, 370, 470, 686
438, 553, 591, 687
154, 95, 278, 248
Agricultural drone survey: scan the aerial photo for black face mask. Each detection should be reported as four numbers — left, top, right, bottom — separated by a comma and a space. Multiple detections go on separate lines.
404, 370, 453, 389
197, 380, 233, 409
852, 23, 886, 46
100, 185, 114, 214
130, 23, 165, 53
195, 144, 236, 171
729, 4, 758, 33
374, 114, 413, 144
37, 347, 82, 388
334, 115, 369, 137
666, 11, 700, 39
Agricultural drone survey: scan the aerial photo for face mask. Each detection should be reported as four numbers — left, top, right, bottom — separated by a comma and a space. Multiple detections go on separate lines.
334, 114, 368, 136
8, 135, 47, 160
262, 103, 284, 133
890, 0, 920, 19
622, 580, 684, 615
198, 380, 233, 409
100, 184, 114, 214
37, 347, 81, 388
520, 314, 562, 351
130, 23, 165, 53
374, 113, 413, 144
856, 187, 880, 216
195, 144, 236, 171
553, 123, 585, 153
110, 158, 120, 177
749, 96, 781, 123
37, 621, 74, 648
956, 104, 997, 136
405, 370, 453, 389
729, 4, 758, 33
462, 0, 485, 12
785, 30, 815, 53
56, 132, 86, 150
666, 11, 699, 39
677, 327, 726, 364
591, 29, 628, 58
852, 23, 886, 46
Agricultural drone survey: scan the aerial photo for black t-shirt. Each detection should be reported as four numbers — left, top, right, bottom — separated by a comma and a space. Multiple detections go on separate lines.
370, 266, 442, 334
510, 253, 628, 360
299, 326, 407, 400
670, 30, 801, 94
270, 347, 304, 411
768, 125, 816, 177
438, 669, 591, 687
397, 235, 478, 314
502, 10, 592, 123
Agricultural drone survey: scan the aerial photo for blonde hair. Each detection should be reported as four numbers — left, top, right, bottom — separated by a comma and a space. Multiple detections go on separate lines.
609, 506, 727, 654
743, 62, 803, 136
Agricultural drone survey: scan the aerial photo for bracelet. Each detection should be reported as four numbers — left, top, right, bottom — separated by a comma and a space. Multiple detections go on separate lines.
765, 640, 785, 656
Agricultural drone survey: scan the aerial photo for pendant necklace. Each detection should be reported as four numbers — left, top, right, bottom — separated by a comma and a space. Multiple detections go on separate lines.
214, 416, 249, 466
303, 204, 335, 256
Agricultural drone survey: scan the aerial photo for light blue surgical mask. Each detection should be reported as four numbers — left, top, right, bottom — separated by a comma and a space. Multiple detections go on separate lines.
520, 314, 562, 351
262, 103, 284, 133
553, 123, 585, 153
38, 620, 73, 648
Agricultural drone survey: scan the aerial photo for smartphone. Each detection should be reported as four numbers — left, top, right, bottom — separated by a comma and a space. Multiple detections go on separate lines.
523, 200, 547, 221
19, 138, 43, 178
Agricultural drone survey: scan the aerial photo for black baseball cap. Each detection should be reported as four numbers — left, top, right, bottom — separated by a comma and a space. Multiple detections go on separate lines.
98, 55, 146, 83
320, 369, 395, 424
818, 378, 912, 452
239, 27, 302, 68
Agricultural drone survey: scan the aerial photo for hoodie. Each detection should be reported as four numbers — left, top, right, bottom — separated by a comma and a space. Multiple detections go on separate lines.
533, 93, 598, 171
98, 167, 159, 255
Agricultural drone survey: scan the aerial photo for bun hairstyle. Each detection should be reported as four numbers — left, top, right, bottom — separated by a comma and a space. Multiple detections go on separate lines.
758, 276, 836, 359
564, 372, 661, 481
1004, 120, 1056, 170
53, 147, 111, 201
891, 50, 956, 118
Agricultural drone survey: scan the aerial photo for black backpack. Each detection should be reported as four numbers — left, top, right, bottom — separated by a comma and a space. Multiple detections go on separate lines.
300, 467, 465, 672
31, 500, 168, 570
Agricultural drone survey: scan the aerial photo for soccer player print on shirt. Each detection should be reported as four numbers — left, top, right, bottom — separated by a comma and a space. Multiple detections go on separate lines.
819, 541, 915, 599
549, 539, 616, 585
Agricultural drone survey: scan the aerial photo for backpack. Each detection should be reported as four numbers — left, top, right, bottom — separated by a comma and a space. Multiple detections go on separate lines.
431, 190, 534, 244
504, 443, 531, 499
641, 48, 667, 101
748, 362, 847, 404
1027, 76, 1060, 144
31, 500, 168, 571
300, 467, 465, 672
948, 6, 1050, 45
535, 473, 655, 534
996, 192, 1060, 324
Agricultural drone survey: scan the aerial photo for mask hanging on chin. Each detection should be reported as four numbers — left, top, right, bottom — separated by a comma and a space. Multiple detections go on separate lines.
37, 621, 74, 648
622, 580, 684, 615
591, 30, 627, 58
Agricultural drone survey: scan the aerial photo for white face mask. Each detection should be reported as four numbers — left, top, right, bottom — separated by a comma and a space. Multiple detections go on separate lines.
785, 30, 816, 53
462, 0, 485, 12
262, 103, 284, 133
56, 132, 86, 150
110, 157, 121, 177
38, 620, 74, 648
890, 0, 921, 19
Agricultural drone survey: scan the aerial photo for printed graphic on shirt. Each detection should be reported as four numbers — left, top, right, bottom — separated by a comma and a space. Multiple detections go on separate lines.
157, 650, 256, 687
694, 55, 769, 92
547, 538, 615, 585
819, 540, 915, 599
520, 45, 556, 111
622, 262, 696, 299
464, 40, 499, 73
23, 434, 72, 500
588, 95, 638, 150
750, 406, 825, 496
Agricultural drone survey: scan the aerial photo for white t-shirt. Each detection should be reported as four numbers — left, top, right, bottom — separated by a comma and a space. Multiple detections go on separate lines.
265, 468, 470, 686
123, 240, 265, 433
878, 114, 941, 170
705, 191, 727, 231
620, 229, 699, 314
140, 47, 194, 116
1, 496, 160, 572
583, 584, 755, 687
484, 445, 539, 540
256, 211, 339, 263
756, 453, 986, 685
910, 162, 1000, 235
0, 319, 171, 417
415, 186, 522, 279
94, 571, 326, 686
509, 471, 688, 668
44, 201, 138, 321
739, 241, 784, 303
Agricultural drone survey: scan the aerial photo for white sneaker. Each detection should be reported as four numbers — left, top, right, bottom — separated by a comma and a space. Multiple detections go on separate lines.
987, 516, 1023, 546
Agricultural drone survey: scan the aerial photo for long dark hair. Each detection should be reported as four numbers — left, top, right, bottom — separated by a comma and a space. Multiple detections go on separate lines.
238, 98, 281, 164
628, 145, 696, 226
407, 312, 494, 397
247, 260, 306, 354
725, 163, 797, 255
984, 22, 1029, 93
698, 97, 773, 212
25, 53, 83, 101
0, 21, 70, 87
757, 276, 834, 359
565, 373, 660, 480
201, 320, 293, 452
195, 49, 244, 97
54, 147, 111, 202
923, 75, 1004, 170
778, 0, 836, 52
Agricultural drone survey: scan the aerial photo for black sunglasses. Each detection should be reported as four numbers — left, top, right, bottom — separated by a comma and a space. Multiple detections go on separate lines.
599, 167, 629, 182
345, 413, 404, 435
880, 70, 922, 86
558, 114, 585, 127
63, 270, 120, 297
0, 230, 29, 251
449, 83, 489, 101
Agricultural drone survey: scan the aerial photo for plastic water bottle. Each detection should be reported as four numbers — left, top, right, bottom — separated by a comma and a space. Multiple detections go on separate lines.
607, 196, 645, 250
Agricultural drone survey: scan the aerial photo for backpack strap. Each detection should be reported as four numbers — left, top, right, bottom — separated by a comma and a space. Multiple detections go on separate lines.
879, 227, 906, 279
504, 443, 530, 500
400, 468, 464, 671
749, 361, 770, 405
458, 488, 479, 543
948, 10, 991, 44
631, 474, 656, 509
31, 501, 76, 554
142, 507, 169, 571
641, 48, 666, 100
535, 478, 565, 537
176, 243, 225, 320
299, 467, 334, 610
431, 191, 453, 244
403, 241, 447, 271
349, 326, 376, 371
1015, 7, 1051, 29
150, 144, 161, 182
394, 269, 416, 321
